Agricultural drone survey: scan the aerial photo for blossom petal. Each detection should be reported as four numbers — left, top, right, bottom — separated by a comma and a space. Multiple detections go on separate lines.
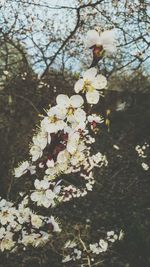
86, 90, 100, 104
34, 179, 40, 190
83, 68, 97, 81
47, 106, 66, 120
74, 108, 86, 123
57, 150, 69, 163
33, 131, 48, 150
85, 30, 100, 48
41, 180, 49, 189
56, 94, 70, 107
100, 29, 116, 45
46, 159, 55, 168
92, 74, 107, 89
45, 189, 55, 200
67, 132, 80, 155
53, 185, 61, 195
102, 44, 117, 54
42, 198, 51, 208
30, 145, 43, 161
70, 95, 84, 108
74, 79, 84, 93
99, 29, 117, 54
30, 192, 39, 202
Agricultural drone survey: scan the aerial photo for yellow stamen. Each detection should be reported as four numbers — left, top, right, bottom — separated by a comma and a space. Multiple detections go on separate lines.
67, 107, 74, 115
49, 116, 58, 123
83, 80, 94, 93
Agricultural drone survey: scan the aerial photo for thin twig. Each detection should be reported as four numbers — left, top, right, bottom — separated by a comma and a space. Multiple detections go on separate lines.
13, 93, 40, 114
78, 228, 91, 267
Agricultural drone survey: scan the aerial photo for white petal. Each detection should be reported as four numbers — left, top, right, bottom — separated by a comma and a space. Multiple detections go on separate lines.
56, 120, 66, 131
86, 90, 100, 104
99, 29, 117, 54
53, 185, 61, 195
42, 198, 51, 208
46, 159, 55, 168
33, 132, 47, 150
56, 94, 70, 107
100, 29, 116, 45
92, 75, 107, 89
30, 145, 42, 161
45, 189, 55, 200
74, 79, 84, 93
41, 180, 49, 189
34, 179, 41, 189
62, 255, 72, 263
57, 150, 69, 163
85, 30, 100, 48
83, 68, 97, 81
99, 239, 108, 252
74, 108, 86, 123
30, 192, 39, 202
67, 132, 80, 155
70, 95, 84, 108
103, 44, 117, 54
48, 133, 51, 144
67, 114, 76, 124
14, 161, 29, 178
41, 117, 54, 133
74, 122, 86, 131
29, 165, 36, 175
48, 106, 66, 120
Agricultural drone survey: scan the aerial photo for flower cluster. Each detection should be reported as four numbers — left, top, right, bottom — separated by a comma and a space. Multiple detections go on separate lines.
135, 143, 149, 171
14, 92, 108, 206
0, 197, 61, 252
0, 28, 118, 254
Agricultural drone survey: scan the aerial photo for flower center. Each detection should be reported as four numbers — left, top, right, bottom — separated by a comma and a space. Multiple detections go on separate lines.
49, 116, 58, 123
93, 45, 104, 57
2, 211, 9, 217
83, 80, 94, 93
67, 107, 74, 115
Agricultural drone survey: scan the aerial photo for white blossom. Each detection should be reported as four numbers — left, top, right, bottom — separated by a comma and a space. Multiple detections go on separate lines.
74, 68, 107, 104
14, 161, 36, 177
30, 179, 61, 208
88, 114, 104, 124
85, 29, 117, 54
32, 131, 49, 149
0, 232, 15, 252
47, 216, 61, 232
41, 105, 66, 134
56, 94, 84, 109
62, 255, 72, 263
30, 214, 43, 228
30, 145, 43, 161
141, 162, 149, 171
99, 239, 108, 252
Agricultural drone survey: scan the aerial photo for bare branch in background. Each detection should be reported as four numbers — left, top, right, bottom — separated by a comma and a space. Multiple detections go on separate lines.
0, 0, 149, 79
